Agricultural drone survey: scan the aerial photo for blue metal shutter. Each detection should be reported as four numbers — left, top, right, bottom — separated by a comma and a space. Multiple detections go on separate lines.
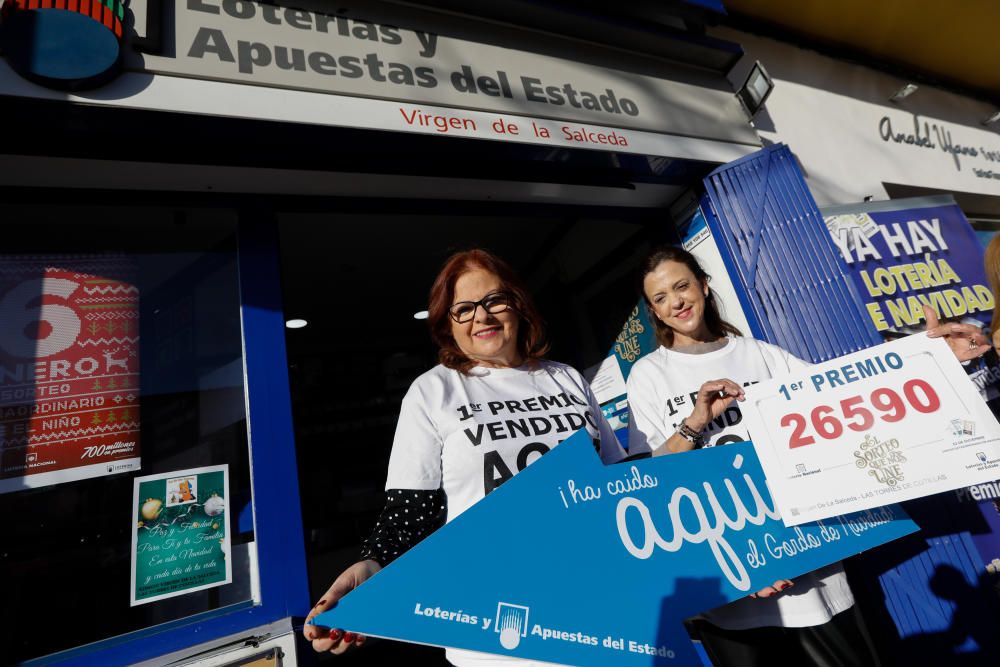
702, 143, 882, 362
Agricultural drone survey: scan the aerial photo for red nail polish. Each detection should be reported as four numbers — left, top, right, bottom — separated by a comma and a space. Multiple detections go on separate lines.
342, 632, 356, 643
356, 635, 367, 646
329, 629, 342, 641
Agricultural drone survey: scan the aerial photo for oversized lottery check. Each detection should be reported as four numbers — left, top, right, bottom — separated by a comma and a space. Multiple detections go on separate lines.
742, 334, 1000, 526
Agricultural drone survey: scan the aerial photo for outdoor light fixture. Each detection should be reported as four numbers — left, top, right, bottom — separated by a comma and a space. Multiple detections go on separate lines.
736, 60, 774, 119
285, 319, 308, 329
889, 83, 919, 103
413, 310, 429, 320
983, 111, 1000, 126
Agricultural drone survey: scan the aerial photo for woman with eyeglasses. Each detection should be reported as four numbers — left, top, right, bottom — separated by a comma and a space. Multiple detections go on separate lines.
304, 248, 639, 666
626, 245, 989, 667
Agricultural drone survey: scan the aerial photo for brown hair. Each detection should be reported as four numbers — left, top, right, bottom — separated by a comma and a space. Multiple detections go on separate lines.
638, 245, 742, 348
986, 235, 1000, 337
427, 249, 549, 373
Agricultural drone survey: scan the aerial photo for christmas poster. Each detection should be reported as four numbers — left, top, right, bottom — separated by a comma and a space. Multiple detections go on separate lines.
131, 465, 231, 606
822, 196, 994, 333
0, 256, 141, 493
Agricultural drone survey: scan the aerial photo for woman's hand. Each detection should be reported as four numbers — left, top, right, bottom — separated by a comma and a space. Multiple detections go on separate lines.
687, 379, 745, 432
923, 305, 990, 362
303, 559, 382, 654
656, 379, 744, 454
750, 579, 793, 599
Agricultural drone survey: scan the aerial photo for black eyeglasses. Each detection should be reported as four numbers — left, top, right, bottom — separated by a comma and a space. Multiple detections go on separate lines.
448, 292, 513, 323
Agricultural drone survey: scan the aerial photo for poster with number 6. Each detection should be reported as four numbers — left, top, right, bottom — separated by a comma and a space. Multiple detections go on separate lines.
742, 334, 1000, 526
0, 257, 141, 494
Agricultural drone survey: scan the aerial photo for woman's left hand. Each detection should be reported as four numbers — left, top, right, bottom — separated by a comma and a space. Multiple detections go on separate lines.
750, 579, 793, 599
923, 305, 990, 362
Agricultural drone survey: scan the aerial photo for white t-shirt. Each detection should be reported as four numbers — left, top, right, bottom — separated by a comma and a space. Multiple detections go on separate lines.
626, 337, 855, 630
386, 360, 640, 667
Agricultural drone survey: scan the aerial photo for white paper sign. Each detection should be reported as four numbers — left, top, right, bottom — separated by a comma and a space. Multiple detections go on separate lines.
742, 334, 1000, 526
584, 355, 627, 405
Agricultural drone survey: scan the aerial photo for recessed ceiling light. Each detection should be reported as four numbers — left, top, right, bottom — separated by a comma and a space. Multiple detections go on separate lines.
285, 319, 308, 329
413, 310, 429, 320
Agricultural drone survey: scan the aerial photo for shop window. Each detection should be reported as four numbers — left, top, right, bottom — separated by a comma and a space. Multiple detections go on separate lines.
0, 204, 255, 663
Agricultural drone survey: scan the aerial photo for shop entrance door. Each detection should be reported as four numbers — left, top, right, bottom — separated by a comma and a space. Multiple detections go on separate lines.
277, 200, 675, 664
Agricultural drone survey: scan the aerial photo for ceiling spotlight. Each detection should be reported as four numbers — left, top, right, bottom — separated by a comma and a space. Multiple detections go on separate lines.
889, 84, 919, 103
983, 111, 1000, 126
285, 319, 308, 329
413, 310, 429, 320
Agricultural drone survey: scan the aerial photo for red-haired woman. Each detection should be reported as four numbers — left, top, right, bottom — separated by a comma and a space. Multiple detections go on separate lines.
626, 245, 989, 667
304, 249, 638, 666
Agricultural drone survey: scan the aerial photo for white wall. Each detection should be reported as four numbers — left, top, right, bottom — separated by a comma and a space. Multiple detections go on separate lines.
713, 27, 1000, 208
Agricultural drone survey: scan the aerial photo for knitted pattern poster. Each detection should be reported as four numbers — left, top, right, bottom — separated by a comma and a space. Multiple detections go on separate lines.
0, 255, 140, 492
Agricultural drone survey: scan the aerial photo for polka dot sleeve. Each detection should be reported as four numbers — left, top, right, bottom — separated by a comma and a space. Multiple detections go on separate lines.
360, 488, 447, 566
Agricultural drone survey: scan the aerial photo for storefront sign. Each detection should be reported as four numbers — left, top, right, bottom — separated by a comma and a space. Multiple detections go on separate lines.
132, 0, 757, 145
742, 334, 1000, 526
130, 464, 231, 606
309, 430, 916, 665
877, 114, 1000, 174
0, 257, 141, 494
823, 196, 994, 332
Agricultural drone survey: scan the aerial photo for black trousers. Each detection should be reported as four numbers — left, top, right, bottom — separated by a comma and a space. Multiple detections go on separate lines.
693, 606, 879, 667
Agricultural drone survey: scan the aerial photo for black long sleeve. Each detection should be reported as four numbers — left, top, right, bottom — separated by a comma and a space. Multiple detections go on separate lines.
360, 488, 447, 566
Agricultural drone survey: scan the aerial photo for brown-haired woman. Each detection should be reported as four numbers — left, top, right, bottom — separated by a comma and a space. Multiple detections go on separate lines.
304, 249, 637, 666
626, 245, 988, 667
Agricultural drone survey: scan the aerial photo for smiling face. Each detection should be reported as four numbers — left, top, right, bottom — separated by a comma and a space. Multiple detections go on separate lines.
450, 267, 522, 368
643, 259, 714, 347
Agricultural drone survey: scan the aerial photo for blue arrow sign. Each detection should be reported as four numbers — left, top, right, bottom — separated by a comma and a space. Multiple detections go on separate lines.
311, 429, 917, 665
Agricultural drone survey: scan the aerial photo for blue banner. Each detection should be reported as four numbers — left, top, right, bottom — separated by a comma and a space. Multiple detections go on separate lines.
311, 429, 917, 665
823, 196, 995, 333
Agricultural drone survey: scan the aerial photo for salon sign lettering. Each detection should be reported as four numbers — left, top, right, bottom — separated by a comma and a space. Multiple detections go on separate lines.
743, 334, 1000, 526
309, 430, 916, 665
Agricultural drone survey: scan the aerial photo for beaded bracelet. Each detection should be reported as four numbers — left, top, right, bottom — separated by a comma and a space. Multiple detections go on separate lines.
675, 419, 705, 448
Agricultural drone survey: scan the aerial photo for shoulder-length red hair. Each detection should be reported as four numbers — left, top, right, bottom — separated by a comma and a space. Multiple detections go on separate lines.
427, 249, 549, 373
